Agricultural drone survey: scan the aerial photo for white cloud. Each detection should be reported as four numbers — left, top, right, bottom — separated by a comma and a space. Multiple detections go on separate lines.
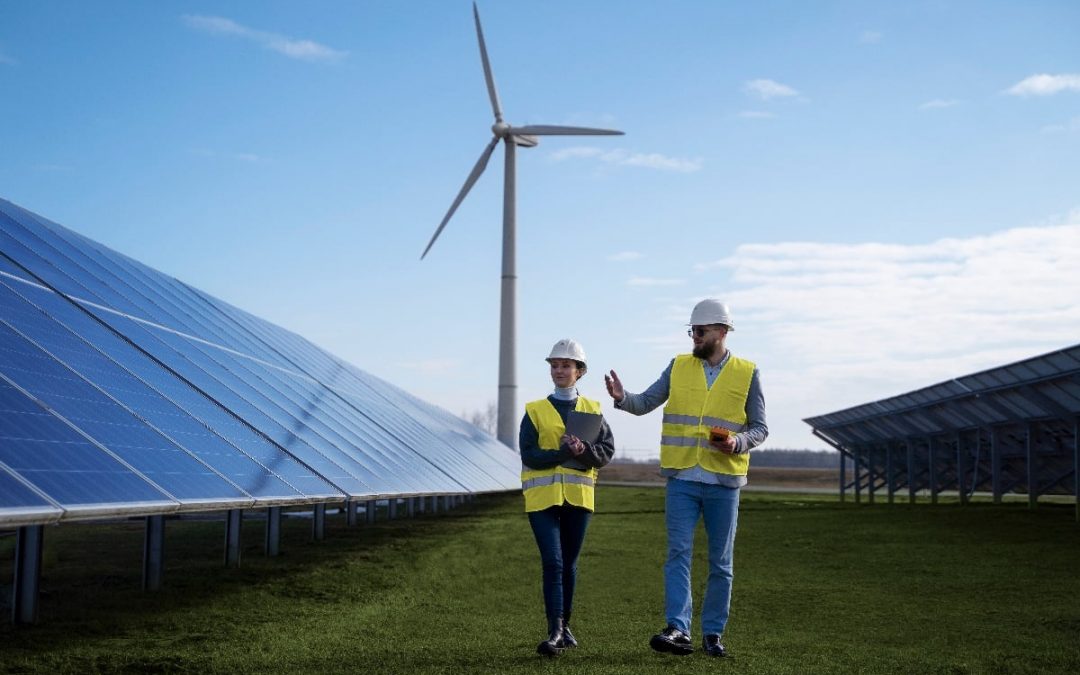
858, 30, 882, 44
738, 110, 777, 119
919, 99, 959, 110
182, 14, 347, 63
627, 277, 685, 287
702, 212, 1080, 447
1004, 73, 1080, 96
549, 147, 702, 173
744, 79, 799, 100
608, 251, 644, 262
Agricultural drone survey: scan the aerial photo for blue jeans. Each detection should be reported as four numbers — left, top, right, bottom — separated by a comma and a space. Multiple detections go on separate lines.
664, 477, 740, 636
528, 504, 592, 623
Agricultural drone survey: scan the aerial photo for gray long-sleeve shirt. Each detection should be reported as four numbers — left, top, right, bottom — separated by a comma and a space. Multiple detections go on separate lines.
615, 351, 767, 487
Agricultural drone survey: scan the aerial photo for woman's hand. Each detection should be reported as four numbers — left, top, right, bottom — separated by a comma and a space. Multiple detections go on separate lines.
561, 433, 586, 456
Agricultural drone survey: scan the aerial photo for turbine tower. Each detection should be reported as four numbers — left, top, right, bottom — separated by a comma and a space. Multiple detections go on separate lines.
421, 2, 623, 449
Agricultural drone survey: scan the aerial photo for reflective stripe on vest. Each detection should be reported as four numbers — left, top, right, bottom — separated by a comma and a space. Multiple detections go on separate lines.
660, 354, 755, 476
521, 473, 597, 491
521, 396, 602, 512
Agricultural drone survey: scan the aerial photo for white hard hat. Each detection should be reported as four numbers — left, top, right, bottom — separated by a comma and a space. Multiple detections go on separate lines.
546, 338, 587, 374
688, 298, 734, 331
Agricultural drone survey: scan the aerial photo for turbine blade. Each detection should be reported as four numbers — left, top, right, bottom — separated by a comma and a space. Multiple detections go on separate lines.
421, 137, 500, 260
511, 124, 624, 136
473, 3, 503, 122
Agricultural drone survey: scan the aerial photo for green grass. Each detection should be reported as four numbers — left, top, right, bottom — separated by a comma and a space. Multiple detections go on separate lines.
1, 488, 1079, 674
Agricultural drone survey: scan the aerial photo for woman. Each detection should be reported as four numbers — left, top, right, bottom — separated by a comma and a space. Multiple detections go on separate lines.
519, 338, 615, 657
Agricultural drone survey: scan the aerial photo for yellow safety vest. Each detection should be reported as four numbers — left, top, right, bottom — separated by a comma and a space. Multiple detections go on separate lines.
660, 354, 755, 476
521, 397, 602, 512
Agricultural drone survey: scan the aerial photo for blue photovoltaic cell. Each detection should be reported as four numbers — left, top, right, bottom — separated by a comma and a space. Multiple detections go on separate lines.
14, 279, 343, 500
1, 213, 150, 326
198, 294, 521, 489
18, 209, 517, 493
74, 253, 471, 495
2, 196, 520, 527
103, 312, 382, 495
0, 377, 171, 508
0, 320, 248, 502
4, 217, 393, 496
0, 279, 324, 501
45, 231, 516, 492
0, 466, 57, 511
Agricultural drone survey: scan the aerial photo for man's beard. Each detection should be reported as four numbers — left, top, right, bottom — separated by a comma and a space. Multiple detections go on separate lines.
693, 339, 720, 360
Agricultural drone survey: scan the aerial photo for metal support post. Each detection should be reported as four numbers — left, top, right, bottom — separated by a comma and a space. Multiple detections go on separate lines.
907, 440, 916, 504
957, 432, 967, 506
388, 498, 398, 520
407, 497, 416, 518
431, 496, 441, 515
864, 444, 872, 503
365, 499, 376, 525
1027, 422, 1037, 509
313, 503, 326, 541
265, 506, 281, 557
839, 451, 846, 503
991, 427, 1002, 503
853, 451, 862, 504
886, 443, 895, 504
13, 525, 44, 625
143, 515, 165, 591
1073, 418, 1078, 523
346, 500, 357, 527
929, 437, 939, 505
225, 509, 242, 568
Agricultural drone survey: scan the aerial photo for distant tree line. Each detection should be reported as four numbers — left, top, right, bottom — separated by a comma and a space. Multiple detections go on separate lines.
612, 448, 840, 468
749, 449, 840, 468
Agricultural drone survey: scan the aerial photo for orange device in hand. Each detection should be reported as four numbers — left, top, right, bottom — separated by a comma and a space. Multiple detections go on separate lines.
709, 427, 730, 444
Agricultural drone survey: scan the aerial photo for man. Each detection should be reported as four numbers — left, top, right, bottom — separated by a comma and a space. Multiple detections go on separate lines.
604, 298, 767, 658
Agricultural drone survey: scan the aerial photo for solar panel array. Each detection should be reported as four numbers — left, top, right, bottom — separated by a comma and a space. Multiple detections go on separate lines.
804, 344, 1080, 501
804, 345, 1080, 444
0, 198, 521, 528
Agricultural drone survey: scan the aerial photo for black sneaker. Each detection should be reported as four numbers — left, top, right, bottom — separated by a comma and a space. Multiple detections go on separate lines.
649, 625, 693, 656
702, 634, 727, 657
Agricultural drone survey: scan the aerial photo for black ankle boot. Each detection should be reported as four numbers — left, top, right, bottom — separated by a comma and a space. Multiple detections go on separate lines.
558, 614, 578, 649
536, 617, 565, 657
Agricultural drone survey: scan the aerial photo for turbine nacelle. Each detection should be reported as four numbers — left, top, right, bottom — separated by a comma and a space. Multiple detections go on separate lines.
492, 123, 537, 147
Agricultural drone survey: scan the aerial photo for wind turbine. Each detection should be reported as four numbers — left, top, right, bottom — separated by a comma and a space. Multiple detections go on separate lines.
421, 2, 623, 450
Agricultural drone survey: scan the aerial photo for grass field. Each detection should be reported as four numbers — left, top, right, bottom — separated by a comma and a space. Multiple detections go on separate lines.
2, 487, 1079, 674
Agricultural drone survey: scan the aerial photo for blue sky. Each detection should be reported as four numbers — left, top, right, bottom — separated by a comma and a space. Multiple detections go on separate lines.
2, 1, 1078, 458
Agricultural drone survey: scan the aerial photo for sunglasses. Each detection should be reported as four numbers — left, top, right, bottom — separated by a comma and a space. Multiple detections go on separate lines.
687, 325, 725, 338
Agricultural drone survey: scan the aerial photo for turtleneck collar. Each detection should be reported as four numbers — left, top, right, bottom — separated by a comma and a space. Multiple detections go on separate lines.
552, 386, 578, 401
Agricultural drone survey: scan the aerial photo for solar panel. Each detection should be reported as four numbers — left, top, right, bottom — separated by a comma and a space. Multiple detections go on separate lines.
0, 278, 336, 503
207, 294, 521, 488
0, 376, 173, 513
2, 196, 520, 526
